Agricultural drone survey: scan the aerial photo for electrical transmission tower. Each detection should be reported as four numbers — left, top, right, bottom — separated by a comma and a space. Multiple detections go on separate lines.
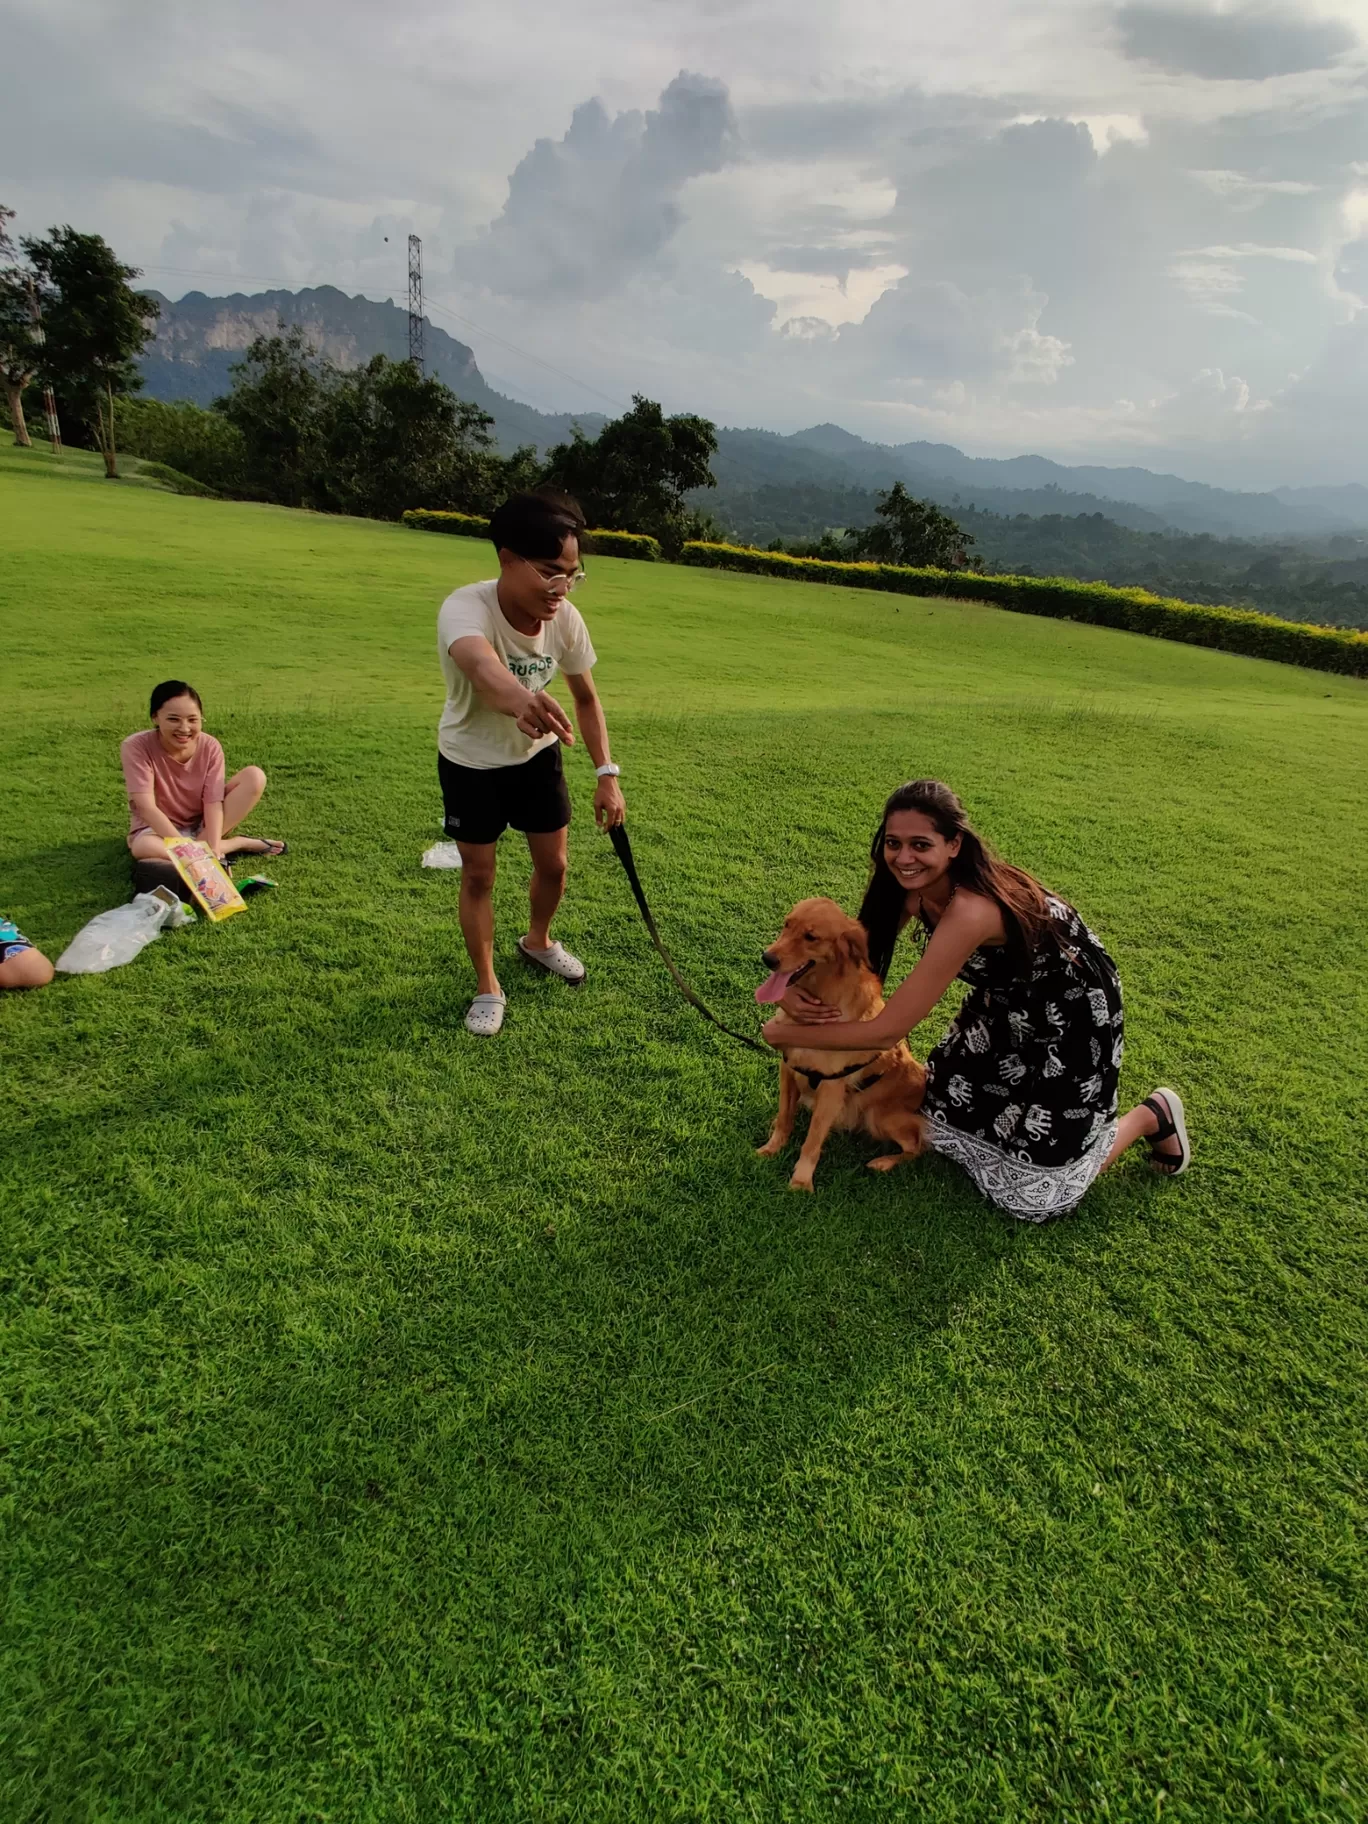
407, 234, 424, 374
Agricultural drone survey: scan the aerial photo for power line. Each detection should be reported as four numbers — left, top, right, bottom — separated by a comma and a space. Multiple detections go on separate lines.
141, 264, 335, 289
137, 262, 624, 412
420, 292, 625, 411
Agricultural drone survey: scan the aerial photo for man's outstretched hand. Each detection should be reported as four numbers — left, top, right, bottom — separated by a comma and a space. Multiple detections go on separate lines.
516, 689, 575, 744
594, 776, 626, 829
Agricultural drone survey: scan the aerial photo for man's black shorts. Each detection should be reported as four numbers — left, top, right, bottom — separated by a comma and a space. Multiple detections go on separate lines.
437, 743, 572, 845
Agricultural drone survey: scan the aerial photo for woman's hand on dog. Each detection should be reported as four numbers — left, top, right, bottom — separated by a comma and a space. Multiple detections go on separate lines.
762, 989, 842, 1045
782, 985, 842, 1024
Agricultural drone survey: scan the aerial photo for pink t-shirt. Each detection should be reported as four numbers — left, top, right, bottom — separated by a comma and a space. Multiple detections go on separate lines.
121, 729, 226, 836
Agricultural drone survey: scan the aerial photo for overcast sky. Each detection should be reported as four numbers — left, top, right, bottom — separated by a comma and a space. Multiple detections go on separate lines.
3, 0, 1368, 485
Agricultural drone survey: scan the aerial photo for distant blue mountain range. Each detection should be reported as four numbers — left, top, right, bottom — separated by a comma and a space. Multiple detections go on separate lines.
139, 287, 1368, 540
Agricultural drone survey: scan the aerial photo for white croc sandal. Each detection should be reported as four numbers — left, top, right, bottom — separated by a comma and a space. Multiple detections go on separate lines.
517, 937, 586, 986
464, 992, 507, 1037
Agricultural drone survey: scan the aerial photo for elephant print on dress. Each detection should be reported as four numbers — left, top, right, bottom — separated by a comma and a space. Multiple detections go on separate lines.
920, 894, 1124, 1222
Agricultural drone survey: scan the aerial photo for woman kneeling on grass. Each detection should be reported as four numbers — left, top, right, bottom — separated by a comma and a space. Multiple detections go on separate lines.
761, 779, 1190, 1221
122, 680, 286, 867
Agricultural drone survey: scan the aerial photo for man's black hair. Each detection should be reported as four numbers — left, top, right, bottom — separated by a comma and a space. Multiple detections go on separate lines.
488, 488, 587, 561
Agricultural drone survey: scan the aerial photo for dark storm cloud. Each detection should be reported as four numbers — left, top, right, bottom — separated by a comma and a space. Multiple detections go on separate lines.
1159, 96, 1368, 181
0, 6, 324, 193
1, 103, 323, 196
1116, 4, 1358, 80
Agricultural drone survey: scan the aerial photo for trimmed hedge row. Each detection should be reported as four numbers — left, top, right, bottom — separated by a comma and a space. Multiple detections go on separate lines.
403, 510, 660, 561
583, 529, 660, 560
403, 509, 490, 537
680, 541, 1368, 678
581, 529, 660, 561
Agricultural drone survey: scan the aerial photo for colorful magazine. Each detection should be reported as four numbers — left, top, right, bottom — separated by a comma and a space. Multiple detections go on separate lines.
163, 837, 247, 922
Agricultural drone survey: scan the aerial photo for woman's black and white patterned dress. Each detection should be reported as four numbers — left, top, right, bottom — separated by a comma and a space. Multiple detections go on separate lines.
918, 895, 1123, 1221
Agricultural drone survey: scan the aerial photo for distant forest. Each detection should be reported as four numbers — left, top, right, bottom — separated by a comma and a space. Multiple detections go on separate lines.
8, 225, 1366, 631
701, 482, 1368, 630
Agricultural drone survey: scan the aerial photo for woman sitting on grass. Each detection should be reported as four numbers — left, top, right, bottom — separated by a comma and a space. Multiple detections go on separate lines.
122, 680, 286, 867
760, 779, 1189, 1221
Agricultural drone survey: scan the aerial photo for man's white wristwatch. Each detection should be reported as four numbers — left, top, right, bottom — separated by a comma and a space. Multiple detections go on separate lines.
595, 763, 621, 778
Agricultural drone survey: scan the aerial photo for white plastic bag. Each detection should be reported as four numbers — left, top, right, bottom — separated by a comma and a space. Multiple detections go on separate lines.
421, 842, 464, 869
55, 888, 186, 975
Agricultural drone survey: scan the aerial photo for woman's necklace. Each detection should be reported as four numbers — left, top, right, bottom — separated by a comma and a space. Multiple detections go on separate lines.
913, 881, 956, 951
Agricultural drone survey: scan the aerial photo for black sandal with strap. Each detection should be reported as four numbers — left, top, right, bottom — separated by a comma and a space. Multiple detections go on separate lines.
1141, 1088, 1190, 1176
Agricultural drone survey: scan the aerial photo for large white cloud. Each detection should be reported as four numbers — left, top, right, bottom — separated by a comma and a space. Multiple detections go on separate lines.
468, 73, 738, 299
2, 0, 1368, 481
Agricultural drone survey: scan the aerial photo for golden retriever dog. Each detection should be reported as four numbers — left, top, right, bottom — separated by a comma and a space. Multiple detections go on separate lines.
754, 897, 927, 1192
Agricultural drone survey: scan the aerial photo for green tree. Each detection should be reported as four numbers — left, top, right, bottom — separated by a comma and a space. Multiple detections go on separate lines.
539, 394, 717, 554
314, 355, 537, 521
214, 324, 331, 506
215, 330, 541, 518
22, 226, 158, 477
116, 397, 248, 494
786, 530, 858, 560
852, 481, 977, 570
0, 206, 36, 447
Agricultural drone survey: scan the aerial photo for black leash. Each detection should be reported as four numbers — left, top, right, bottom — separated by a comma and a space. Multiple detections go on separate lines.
608, 823, 770, 1056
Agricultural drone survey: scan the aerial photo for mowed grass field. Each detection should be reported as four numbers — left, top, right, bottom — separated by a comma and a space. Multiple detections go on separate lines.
3, 441, 1367, 1821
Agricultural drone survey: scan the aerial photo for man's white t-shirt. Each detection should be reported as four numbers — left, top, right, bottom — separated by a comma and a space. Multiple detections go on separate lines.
436, 578, 597, 770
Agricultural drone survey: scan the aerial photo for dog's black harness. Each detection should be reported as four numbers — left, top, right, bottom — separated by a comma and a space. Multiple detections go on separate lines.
777, 969, 891, 1092
790, 1055, 887, 1094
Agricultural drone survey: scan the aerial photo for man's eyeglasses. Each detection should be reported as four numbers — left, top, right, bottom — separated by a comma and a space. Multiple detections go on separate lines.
521, 556, 586, 596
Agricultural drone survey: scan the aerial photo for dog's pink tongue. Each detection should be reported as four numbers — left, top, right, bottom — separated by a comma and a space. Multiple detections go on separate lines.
755, 969, 794, 1004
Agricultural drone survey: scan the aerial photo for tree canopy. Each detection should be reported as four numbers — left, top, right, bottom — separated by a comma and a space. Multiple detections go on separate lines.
208, 327, 538, 519
540, 394, 718, 554
22, 225, 158, 476
312, 353, 538, 522
213, 326, 330, 508
850, 481, 977, 571
772, 483, 977, 572
0, 206, 37, 448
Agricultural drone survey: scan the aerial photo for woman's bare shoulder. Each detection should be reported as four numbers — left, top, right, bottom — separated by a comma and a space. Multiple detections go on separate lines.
942, 887, 1007, 943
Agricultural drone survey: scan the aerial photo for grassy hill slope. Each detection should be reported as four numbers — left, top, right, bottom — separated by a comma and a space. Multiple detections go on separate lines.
2, 446, 1366, 1820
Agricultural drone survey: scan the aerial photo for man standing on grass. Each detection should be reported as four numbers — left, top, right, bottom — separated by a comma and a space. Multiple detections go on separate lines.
437, 489, 625, 1037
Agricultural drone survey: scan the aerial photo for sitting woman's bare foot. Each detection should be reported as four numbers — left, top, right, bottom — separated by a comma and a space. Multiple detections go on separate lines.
223, 837, 288, 859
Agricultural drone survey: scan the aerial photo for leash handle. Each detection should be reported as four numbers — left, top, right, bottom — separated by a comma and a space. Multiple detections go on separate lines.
608, 823, 770, 1056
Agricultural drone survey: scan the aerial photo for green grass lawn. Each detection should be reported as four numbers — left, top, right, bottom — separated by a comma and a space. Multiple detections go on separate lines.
3, 440, 1366, 1821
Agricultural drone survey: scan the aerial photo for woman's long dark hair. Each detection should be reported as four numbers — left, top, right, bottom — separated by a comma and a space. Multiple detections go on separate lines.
857, 779, 1057, 980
